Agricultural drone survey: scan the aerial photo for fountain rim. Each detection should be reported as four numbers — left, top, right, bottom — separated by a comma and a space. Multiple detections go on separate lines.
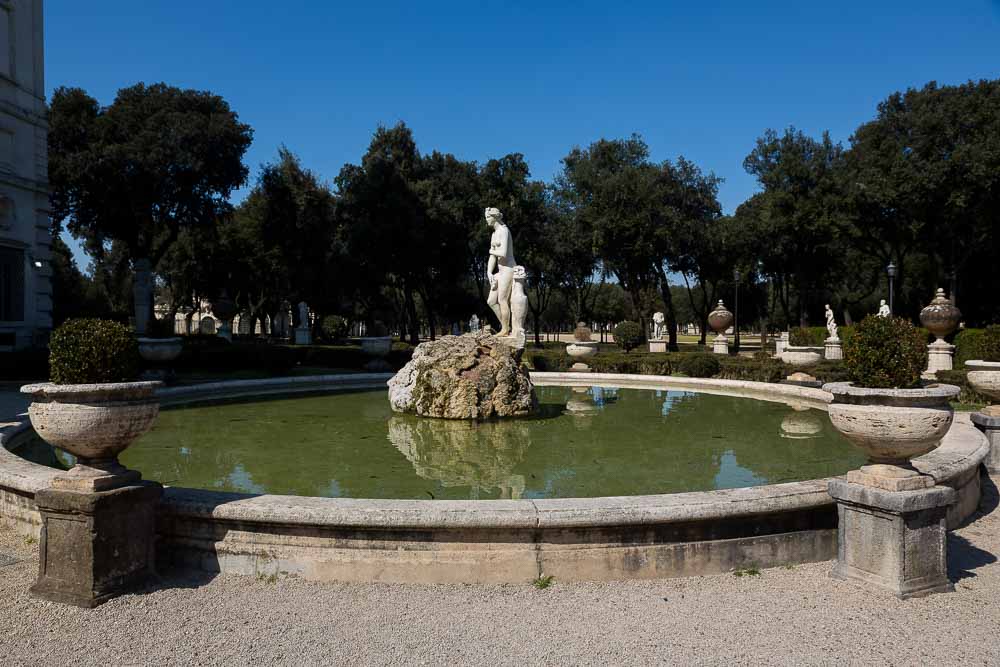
0, 371, 986, 530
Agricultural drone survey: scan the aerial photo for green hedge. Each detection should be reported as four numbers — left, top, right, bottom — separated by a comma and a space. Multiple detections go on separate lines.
527, 349, 673, 375
717, 355, 790, 383
677, 353, 721, 378
954, 328, 984, 367
935, 369, 990, 406
790, 325, 857, 347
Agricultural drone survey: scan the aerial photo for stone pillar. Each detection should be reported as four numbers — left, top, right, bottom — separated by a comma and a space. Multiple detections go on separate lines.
31, 482, 162, 608
971, 411, 1000, 474
824, 337, 842, 360
828, 479, 955, 599
775, 331, 789, 357
926, 339, 955, 376
712, 334, 729, 355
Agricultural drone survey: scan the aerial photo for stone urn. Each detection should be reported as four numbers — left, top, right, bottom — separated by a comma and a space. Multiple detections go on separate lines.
920, 288, 961, 341
823, 382, 959, 491
20, 381, 162, 491
566, 322, 598, 359
707, 300, 733, 335
920, 288, 962, 376
210, 290, 238, 341
966, 360, 1000, 410
707, 300, 734, 355
137, 337, 184, 383
137, 337, 183, 363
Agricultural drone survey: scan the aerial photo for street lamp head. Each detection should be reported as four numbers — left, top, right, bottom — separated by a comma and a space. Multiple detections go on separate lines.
734, 269, 741, 282
887, 262, 897, 278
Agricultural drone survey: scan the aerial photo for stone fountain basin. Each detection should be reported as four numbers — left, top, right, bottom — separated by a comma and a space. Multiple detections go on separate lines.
0, 373, 987, 585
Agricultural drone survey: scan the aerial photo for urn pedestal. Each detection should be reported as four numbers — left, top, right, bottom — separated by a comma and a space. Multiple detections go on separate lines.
925, 339, 956, 377
648, 340, 668, 353
971, 411, 1000, 474
828, 480, 955, 599
31, 482, 162, 608
824, 382, 959, 599
21, 381, 163, 607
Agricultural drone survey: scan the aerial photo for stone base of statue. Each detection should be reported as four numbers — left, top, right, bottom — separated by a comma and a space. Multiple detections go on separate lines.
775, 331, 790, 357
824, 337, 842, 360
828, 478, 955, 599
712, 334, 729, 355
497, 329, 526, 350
971, 411, 1000, 474
388, 330, 536, 419
923, 339, 955, 379
31, 481, 162, 608
648, 340, 667, 353
294, 327, 312, 345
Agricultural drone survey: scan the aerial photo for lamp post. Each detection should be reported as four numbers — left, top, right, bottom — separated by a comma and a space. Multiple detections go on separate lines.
733, 269, 741, 354
887, 262, 897, 314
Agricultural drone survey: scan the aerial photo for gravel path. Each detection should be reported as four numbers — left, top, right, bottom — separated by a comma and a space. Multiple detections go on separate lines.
2, 476, 999, 666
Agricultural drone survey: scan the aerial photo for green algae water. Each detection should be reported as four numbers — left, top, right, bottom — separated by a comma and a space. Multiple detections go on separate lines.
26, 386, 865, 500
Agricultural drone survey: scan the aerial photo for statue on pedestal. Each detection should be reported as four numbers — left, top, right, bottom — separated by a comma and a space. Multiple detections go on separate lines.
652, 312, 665, 340
484, 208, 527, 346
825, 304, 838, 339
877, 300, 891, 317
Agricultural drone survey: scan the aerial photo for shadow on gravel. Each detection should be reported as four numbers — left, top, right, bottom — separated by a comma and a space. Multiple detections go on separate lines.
948, 533, 996, 582
948, 471, 999, 582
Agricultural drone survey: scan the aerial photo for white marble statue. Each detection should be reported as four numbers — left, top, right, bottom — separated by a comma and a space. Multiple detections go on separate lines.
825, 304, 838, 339
469, 314, 480, 332
485, 207, 526, 340
877, 299, 890, 318
652, 312, 665, 340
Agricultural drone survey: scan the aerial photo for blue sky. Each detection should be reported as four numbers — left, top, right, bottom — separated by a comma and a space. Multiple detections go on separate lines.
47, 1, 1000, 268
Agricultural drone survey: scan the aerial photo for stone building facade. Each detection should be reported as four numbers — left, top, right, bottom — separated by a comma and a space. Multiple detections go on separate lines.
0, 0, 49, 349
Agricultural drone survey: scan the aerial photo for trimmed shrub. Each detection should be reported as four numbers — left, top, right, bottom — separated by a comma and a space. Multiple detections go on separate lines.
678, 353, 721, 378
978, 325, 1000, 362
613, 321, 644, 353
810, 360, 850, 385
789, 327, 827, 347
320, 315, 350, 343
843, 315, 927, 389
953, 328, 983, 367
717, 356, 788, 383
49, 318, 138, 384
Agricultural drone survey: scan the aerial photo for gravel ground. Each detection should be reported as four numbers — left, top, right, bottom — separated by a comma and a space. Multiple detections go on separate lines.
1, 476, 999, 666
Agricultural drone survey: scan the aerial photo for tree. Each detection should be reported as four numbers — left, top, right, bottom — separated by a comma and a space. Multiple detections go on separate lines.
742, 127, 847, 326
49, 83, 253, 328
557, 135, 721, 350
844, 79, 1000, 322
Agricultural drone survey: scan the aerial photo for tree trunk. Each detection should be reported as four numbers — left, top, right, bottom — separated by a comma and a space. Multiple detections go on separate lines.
404, 283, 420, 345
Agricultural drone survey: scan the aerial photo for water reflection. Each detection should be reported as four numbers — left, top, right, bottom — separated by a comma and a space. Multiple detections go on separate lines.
779, 403, 824, 440
387, 416, 530, 499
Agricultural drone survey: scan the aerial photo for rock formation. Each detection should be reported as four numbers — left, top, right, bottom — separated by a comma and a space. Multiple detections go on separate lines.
388, 330, 537, 419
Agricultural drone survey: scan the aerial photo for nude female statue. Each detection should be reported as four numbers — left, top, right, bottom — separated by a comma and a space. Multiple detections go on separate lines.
485, 207, 516, 336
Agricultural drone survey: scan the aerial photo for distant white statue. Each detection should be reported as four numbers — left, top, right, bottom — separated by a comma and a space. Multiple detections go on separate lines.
825, 304, 838, 339
469, 314, 480, 332
877, 299, 891, 317
485, 207, 527, 345
652, 312, 665, 340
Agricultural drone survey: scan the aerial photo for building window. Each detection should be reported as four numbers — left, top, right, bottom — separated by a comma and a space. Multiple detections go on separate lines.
0, 245, 24, 321
0, 130, 12, 173
0, 6, 9, 78
0, 195, 11, 230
